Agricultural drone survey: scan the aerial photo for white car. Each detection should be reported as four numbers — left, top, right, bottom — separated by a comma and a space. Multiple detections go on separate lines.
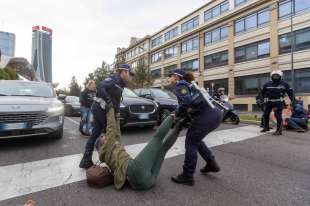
0, 80, 64, 139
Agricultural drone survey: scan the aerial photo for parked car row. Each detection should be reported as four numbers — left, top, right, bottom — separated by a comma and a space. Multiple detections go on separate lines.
0, 79, 179, 140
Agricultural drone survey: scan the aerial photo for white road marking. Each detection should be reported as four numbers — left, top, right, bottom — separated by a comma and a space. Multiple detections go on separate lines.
0, 125, 265, 201
65, 117, 80, 126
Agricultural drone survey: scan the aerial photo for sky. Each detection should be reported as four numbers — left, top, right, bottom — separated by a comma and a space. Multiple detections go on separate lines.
0, 0, 208, 88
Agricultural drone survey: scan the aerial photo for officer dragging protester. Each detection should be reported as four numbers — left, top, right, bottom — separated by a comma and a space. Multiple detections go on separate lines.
79, 64, 135, 169
260, 70, 295, 136
168, 69, 222, 186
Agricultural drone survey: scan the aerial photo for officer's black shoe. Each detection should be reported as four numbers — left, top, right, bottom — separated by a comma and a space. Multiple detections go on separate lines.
79, 152, 94, 169
260, 128, 270, 133
171, 174, 194, 186
272, 130, 282, 136
200, 159, 221, 173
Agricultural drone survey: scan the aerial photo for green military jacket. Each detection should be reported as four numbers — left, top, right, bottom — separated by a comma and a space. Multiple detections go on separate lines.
99, 108, 133, 190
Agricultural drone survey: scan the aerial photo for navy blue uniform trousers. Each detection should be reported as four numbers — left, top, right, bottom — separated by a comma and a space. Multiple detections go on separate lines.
85, 102, 107, 154
263, 101, 284, 130
183, 106, 222, 177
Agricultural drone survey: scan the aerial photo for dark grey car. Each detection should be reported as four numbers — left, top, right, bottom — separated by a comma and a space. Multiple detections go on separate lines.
0, 80, 64, 139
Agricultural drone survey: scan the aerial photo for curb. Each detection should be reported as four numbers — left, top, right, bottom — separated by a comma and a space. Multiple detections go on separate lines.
240, 119, 261, 125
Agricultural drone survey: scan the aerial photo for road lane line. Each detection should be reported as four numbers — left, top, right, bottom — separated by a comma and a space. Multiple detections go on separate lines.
65, 117, 80, 126
0, 125, 264, 201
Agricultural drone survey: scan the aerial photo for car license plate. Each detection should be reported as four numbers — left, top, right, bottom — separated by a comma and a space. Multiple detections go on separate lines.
0, 123, 27, 131
138, 114, 149, 120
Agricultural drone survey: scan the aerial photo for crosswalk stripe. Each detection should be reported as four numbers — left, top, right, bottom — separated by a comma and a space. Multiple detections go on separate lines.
0, 125, 265, 201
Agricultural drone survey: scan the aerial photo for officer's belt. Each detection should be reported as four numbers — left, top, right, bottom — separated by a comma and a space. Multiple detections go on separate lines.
267, 98, 284, 102
95, 97, 105, 103
94, 97, 107, 109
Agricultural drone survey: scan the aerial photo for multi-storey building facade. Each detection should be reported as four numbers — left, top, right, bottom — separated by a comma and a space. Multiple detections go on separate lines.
0, 31, 15, 57
115, 0, 310, 111
31, 26, 53, 83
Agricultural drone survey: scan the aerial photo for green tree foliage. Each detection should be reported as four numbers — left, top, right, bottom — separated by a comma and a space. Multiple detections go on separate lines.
0, 67, 18, 80
84, 61, 113, 86
55, 88, 70, 96
68, 76, 82, 97
130, 61, 153, 89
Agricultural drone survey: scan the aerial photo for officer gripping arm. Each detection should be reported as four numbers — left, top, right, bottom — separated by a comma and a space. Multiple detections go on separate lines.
96, 77, 115, 108
175, 81, 192, 118
283, 81, 295, 107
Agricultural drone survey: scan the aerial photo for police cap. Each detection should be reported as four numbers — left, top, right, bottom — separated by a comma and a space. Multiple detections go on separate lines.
169, 69, 186, 78
118, 64, 135, 76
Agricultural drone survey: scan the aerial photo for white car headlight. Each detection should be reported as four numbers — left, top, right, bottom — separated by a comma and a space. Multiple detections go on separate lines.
120, 103, 126, 108
47, 103, 64, 113
153, 101, 159, 109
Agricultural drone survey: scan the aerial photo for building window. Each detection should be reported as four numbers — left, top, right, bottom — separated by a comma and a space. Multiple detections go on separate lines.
151, 52, 162, 64
235, 8, 270, 34
204, 25, 228, 45
279, 33, 292, 53
204, 1, 229, 22
234, 104, 248, 111
235, 40, 270, 63
181, 36, 199, 53
131, 61, 138, 69
164, 46, 177, 59
181, 16, 199, 33
151, 69, 161, 79
204, 50, 228, 69
283, 68, 310, 93
151, 36, 163, 48
235, 0, 247, 7
164, 64, 177, 77
181, 59, 199, 72
204, 78, 229, 95
279, 27, 310, 54
165, 27, 178, 41
235, 73, 269, 95
279, 0, 310, 18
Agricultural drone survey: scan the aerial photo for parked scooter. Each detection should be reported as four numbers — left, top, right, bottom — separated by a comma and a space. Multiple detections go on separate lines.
212, 88, 240, 125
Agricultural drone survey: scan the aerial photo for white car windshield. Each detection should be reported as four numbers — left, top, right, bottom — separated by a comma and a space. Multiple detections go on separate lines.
151, 89, 176, 99
123, 88, 139, 98
0, 81, 55, 98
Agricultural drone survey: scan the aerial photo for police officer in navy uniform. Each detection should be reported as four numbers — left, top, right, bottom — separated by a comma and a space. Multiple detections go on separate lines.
169, 69, 222, 186
261, 70, 295, 136
79, 64, 135, 169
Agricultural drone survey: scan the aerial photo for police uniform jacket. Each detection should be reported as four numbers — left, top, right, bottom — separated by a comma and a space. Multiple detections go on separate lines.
261, 80, 294, 102
96, 74, 126, 113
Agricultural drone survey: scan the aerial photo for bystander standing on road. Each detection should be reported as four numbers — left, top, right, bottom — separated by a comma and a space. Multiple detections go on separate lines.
79, 80, 96, 136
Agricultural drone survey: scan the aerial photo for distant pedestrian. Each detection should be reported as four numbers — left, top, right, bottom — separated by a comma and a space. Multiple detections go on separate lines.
79, 80, 96, 135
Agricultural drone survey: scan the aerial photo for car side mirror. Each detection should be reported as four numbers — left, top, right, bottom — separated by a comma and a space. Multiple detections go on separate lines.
144, 94, 153, 100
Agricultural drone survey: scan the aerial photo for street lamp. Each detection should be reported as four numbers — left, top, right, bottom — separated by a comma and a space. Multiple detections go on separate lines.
290, 0, 295, 91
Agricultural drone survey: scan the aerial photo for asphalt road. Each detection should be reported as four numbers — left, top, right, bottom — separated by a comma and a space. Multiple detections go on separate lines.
0, 117, 309, 206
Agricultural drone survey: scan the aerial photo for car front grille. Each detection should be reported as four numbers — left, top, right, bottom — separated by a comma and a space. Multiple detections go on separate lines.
0, 113, 48, 126
129, 105, 155, 114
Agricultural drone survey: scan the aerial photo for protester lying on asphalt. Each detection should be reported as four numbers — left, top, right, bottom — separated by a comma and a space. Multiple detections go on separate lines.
96, 106, 185, 190
285, 103, 308, 133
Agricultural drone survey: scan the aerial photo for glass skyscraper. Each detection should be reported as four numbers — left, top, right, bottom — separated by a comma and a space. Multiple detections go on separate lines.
31, 26, 53, 83
0, 31, 15, 57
